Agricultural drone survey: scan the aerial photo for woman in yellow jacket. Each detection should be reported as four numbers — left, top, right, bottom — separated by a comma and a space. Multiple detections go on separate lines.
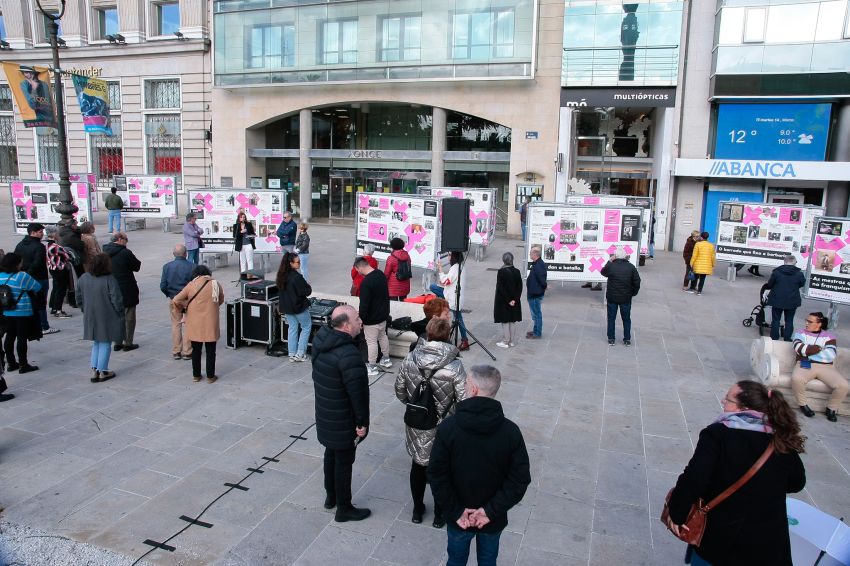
688, 231, 716, 295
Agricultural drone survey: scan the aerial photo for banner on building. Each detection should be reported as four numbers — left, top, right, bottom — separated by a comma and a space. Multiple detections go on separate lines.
355, 193, 442, 269
113, 175, 178, 219
42, 172, 99, 212
804, 217, 850, 306
716, 202, 823, 267
9, 181, 92, 233
70, 74, 112, 135
525, 203, 642, 282
566, 195, 654, 256
2, 63, 57, 128
418, 187, 497, 247
187, 188, 287, 253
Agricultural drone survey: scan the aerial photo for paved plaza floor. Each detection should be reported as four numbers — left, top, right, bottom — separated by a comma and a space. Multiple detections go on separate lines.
0, 216, 849, 566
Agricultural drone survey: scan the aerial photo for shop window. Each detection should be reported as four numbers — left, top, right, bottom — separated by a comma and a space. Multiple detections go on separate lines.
576, 108, 654, 158
144, 79, 180, 109
0, 86, 18, 181
95, 7, 119, 40
248, 24, 295, 68
379, 15, 421, 62
452, 9, 515, 59
155, 1, 180, 36
321, 19, 357, 64
145, 114, 182, 182
446, 111, 511, 151
36, 129, 60, 177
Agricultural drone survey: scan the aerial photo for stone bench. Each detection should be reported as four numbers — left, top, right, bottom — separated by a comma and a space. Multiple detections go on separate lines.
750, 337, 850, 416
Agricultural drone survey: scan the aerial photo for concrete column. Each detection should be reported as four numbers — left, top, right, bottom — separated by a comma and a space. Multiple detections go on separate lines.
179, 0, 207, 38
116, 0, 145, 42
299, 108, 312, 220
430, 107, 446, 187
826, 101, 850, 217
59, 0, 87, 47
1, 0, 33, 48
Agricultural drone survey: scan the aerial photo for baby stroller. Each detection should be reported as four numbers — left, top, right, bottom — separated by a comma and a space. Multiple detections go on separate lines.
742, 284, 781, 336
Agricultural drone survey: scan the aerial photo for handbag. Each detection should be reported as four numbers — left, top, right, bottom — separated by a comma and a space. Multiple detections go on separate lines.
687, 269, 696, 281
181, 279, 210, 314
660, 443, 774, 546
198, 237, 205, 249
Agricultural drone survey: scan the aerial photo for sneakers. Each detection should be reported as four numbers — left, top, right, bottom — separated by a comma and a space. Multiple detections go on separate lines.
686, 289, 696, 294
495, 341, 510, 348
43, 328, 60, 335
367, 364, 380, 377
98, 370, 116, 382
173, 353, 183, 360
608, 339, 615, 346
623, 339, 631, 346
335, 504, 371, 523
825, 408, 838, 422
193, 375, 203, 382
379, 356, 393, 369
799, 405, 815, 418
290, 354, 306, 362
696, 292, 702, 296
207, 375, 218, 384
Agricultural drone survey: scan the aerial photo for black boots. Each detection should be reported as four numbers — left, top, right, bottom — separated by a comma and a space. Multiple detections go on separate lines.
323, 494, 336, 510
799, 405, 815, 418
335, 504, 371, 522
825, 408, 838, 422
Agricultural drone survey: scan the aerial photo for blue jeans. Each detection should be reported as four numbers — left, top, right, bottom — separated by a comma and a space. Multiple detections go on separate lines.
607, 301, 632, 341
299, 253, 310, 282
430, 283, 445, 298
649, 242, 655, 257
527, 296, 543, 337
771, 307, 795, 341
446, 523, 502, 566
108, 210, 122, 233
453, 309, 468, 340
521, 222, 527, 241
90, 340, 111, 371
286, 309, 312, 356
187, 248, 199, 265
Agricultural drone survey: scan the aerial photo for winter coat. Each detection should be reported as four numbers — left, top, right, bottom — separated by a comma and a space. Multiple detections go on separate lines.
102, 242, 141, 307
683, 236, 697, 263
601, 258, 641, 304
690, 240, 716, 275
295, 233, 310, 254
384, 249, 412, 298
14, 235, 48, 280
173, 275, 224, 342
395, 340, 466, 466
77, 273, 125, 343
494, 265, 523, 323
233, 221, 256, 252
81, 234, 101, 274
311, 325, 370, 450
276, 219, 297, 247
765, 265, 806, 309
350, 255, 378, 296
58, 225, 85, 260
0, 271, 41, 317
667, 423, 805, 565
359, 269, 390, 325
279, 270, 312, 314
429, 396, 531, 534
526, 258, 548, 298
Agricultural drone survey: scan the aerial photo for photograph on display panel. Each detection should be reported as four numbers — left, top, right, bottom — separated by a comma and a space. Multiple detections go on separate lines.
42, 172, 99, 212
419, 187, 497, 246
715, 201, 824, 266
188, 189, 287, 253
566, 195, 654, 256
804, 216, 850, 305
9, 181, 93, 233
355, 193, 441, 269
524, 203, 642, 283
114, 175, 179, 219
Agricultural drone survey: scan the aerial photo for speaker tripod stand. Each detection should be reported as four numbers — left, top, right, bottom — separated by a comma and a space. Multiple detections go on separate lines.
449, 257, 496, 361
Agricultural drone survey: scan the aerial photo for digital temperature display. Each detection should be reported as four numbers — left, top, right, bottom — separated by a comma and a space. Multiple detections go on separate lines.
714, 103, 831, 161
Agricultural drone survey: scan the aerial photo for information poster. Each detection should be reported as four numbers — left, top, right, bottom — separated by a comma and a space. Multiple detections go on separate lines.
42, 172, 99, 212
525, 203, 642, 282
113, 175, 178, 219
418, 187, 497, 246
716, 202, 823, 266
566, 195, 653, 256
355, 193, 442, 269
804, 216, 850, 305
9, 181, 93, 234
188, 188, 287, 253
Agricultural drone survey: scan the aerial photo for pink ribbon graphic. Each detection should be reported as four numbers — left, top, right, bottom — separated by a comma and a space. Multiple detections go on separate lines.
742, 206, 763, 225
155, 177, 174, 196
815, 235, 846, 252
393, 201, 409, 222
588, 257, 605, 272
358, 194, 370, 208
236, 194, 260, 217
404, 225, 427, 253
551, 222, 564, 251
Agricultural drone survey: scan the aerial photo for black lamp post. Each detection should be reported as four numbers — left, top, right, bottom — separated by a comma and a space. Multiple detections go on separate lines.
34, 0, 77, 224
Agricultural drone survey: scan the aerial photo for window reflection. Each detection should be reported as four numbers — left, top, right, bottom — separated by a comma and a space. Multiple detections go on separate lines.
576, 108, 654, 158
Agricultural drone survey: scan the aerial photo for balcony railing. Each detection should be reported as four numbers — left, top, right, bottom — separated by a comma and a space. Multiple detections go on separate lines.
562, 45, 679, 87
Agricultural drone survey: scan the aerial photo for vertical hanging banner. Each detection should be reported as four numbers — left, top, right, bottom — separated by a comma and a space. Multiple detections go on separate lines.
1, 63, 57, 128
70, 74, 112, 135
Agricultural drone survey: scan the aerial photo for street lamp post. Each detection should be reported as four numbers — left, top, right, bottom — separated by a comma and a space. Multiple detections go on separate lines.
35, 0, 77, 224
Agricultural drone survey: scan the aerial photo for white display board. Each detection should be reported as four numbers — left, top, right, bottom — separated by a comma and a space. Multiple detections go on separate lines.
418, 187, 497, 246
113, 175, 179, 219
42, 172, 99, 212
355, 192, 442, 269
188, 188, 287, 253
566, 195, 653, 256
716, 202, 824, 266
10, 181, 93, 234
804, 216, 850, 305
525, 203, 643, 282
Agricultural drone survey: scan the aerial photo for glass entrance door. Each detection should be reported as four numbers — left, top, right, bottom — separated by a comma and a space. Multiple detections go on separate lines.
329, 175, 355, 219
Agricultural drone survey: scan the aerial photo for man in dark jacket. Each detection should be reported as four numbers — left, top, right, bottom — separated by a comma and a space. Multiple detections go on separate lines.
160, 244, 194, 360
103, 232, 141, 351
311, 304, 371, 523
526, 247, 547, 339
682, 230, 699, 290
429, 365, 530, 565
601, 248, 641, 346
354, 256, 391, 375
14, 222, 56, 334
276, 211, 297, 253
766, 255, 806, 341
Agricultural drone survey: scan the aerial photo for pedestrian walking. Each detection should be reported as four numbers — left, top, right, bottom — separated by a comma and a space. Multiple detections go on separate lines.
384, 237, 412, 301
682, 230, 700, 291
160, 244, 194, 361
0, 252, 42, 374
791, 312, 848, 422
765, 255, 806, 342
431, 252, 469, 351
429, 365, 531, 566
276, 211, 297, 253
664, 381, 805, 565
354, 256, 392, 376
173, 265, 225, 383
526, 247, 547, 340
350, 245, 378, 297
80, 221, 102, 275
688, 231, 715, 295
76, 252, 124, 383
233, 211, 256, 280
493, 252, 522, 348
104, 186, 124, 234
103, 232, 141, 352
44, 226, 72, 318
295, 222, 311, 282
14, 222, 55, 334
277, 252, 313, 362
601, 248, 641, 346
396, 318, 466, 528
183, 213, 204, 264
311, 304, 371, 522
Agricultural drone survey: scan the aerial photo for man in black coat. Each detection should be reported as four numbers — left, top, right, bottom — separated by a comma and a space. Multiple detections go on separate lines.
58, 219, 85, 277
526, 247, 547, 340
14, 222, 55, 334
601, 247, 641, 346
354, 256, 391, 375
102, 232, 141, 351
429, 365, 530, 564
765, 254, 806, 342
311, 304, 371, 522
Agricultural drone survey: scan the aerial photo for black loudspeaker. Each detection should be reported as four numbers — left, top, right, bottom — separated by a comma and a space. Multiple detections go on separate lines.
440, 198, 470, 252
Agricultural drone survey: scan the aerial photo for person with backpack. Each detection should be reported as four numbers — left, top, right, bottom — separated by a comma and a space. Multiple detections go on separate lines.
395, 318, 466, 528
0, 252, 43, 374
385, 237, 412, 301
44, 226, 72, 319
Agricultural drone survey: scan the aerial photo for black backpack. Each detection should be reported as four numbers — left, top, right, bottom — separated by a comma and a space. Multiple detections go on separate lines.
403, 369, 454, 430
0, 275, 23, 311
395, 255, 412, 281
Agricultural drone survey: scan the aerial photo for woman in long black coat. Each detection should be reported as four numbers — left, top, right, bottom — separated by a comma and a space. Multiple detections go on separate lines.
494, 251, 523, 348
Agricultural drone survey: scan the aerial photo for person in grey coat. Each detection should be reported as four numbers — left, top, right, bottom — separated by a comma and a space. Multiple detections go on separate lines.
77, 252, 125, 383
395, 318, 466, 528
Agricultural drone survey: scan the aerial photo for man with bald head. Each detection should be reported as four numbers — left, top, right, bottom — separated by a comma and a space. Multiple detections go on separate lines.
160, 244, 194, 360
311, 304, 372, 522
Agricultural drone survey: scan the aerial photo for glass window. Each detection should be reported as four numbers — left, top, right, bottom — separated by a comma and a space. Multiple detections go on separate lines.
744, 8, 766, 43
765, 4, 817, 43
453, 10, 514, 59
0, 84, 12, 112
845, 0, 850, 38
321, 19, 357, 65
380, 15, 421, 62
90, 119, 123, 186
249, 25, 295, 68
718, 7, 745, 45
144, 79, 180, 109
0, 104, 18, 181
815, 1, 845, 40
157, 2, 180, 36
37, 130, 60, 176
107, 81, 121, 110
97, 7, 119, 39
42, 13, 62, 40
145, 114, 181, 181
446, 111, 511, 152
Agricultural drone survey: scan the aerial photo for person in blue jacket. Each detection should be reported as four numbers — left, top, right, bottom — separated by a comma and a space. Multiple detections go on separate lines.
276, 211, 297, 253
526, 247, 547, 340
765, 254, 806, 342
0, 252, 42, 373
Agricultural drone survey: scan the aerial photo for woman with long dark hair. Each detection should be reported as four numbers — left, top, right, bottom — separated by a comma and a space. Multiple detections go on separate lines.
277, 252, 313, 362
665, 380, 806, 565
233, 211, 256, 280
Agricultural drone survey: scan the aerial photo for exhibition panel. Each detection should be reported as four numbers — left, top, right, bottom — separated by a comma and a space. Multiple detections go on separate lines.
9, 181, 94, 234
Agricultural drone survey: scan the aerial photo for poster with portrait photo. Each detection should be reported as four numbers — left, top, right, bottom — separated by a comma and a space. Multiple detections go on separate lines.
419, 187, 497, 246
355, 193, 442, 269
567, 195, 653, 255
187, 188, 287, 253
114, 175, 179, 219
9, 181, 93, 233
804, 216, 850, 304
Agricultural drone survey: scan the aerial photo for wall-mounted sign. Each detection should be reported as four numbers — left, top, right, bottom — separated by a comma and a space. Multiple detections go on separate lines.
250, 176, 263, 188
526, 131, 539, 139
347, 150, 383, 159
675, 159, 850, 181
65, 66, 103, 78
268, 178, 281, 189
560, 87, 676, 108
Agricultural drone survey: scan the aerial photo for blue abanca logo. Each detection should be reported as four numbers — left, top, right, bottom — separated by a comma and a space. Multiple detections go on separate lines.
709, 161, 797, 178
